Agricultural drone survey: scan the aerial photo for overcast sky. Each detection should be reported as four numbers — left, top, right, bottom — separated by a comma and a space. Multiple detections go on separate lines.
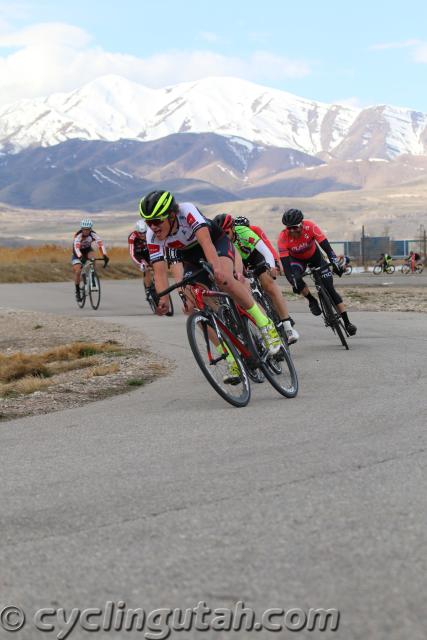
1, 0, 427, 110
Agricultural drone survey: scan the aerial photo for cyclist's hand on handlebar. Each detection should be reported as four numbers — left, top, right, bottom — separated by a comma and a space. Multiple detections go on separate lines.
331, 259, 344, 277
103, 255, 110, 268
156, 296, 170, 315
213, 266, 228, 286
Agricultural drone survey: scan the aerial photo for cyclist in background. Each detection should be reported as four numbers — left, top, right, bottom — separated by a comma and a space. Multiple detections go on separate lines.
278, 209, 357, 336
139, 190, 282, 361
72, 219, 109, 302
214, 214, 299, 345
377, 253, 393, 271
128, 219, 153, 291
406, 251, 422, 272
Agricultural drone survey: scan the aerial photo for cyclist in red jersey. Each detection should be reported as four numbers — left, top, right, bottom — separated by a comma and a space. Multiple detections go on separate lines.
278, 209, 357, 336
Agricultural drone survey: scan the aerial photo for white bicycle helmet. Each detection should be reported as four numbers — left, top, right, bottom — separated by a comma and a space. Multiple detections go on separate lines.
80, 218, 93, 229
136, 219, 147, 233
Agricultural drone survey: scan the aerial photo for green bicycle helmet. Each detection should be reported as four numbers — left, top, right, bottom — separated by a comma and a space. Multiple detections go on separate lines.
139, 190, 176, 220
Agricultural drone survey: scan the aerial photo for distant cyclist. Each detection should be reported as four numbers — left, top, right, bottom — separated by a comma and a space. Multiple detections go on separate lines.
406, 251, 422, 272
139, 190, 282, 383
214, 213, 299, 345
277, 208, 357, 336
72, 219, 109, 302
128, 219, 153, 291
377, 253, 393, 271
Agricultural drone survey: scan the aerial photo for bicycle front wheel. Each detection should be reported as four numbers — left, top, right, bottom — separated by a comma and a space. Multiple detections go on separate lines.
385, 265, 395, 274
318, 290, 349, 350
186, 312, 251, 407
243, 318, 298, 398
89, 271, 101, 310
344, 265, 352, 275
401, 264, 410, 274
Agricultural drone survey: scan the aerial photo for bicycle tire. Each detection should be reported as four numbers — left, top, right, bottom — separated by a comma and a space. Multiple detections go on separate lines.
77, 274, 86, 308
243, 317, 298, 398
145, 285, 157, 314
416, 264, 424, 274
89, 271, 101, 310
373, 265, 382, 275
318, 289, 349, 350
401, 264, 410, 274
385, 265, 395, 274
344, 265, 352, 275
186, 312, 251, 407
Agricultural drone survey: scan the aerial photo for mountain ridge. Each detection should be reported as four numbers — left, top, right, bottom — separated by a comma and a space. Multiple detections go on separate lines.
1, 75, 427, 160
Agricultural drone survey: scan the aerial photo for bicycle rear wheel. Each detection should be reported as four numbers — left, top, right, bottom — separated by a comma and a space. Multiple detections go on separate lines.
318, 290, 349, 350
401, 264, 410, 274
89, 271, 101, 310
385, 265, 395, 274
416, 264, 424, 274
373, 265, 382, 275
187, 312, 251, 407
243, 318, 298, 398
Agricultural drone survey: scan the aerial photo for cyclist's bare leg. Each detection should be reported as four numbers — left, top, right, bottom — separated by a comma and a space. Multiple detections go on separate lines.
259, 270, 289, 319
170, 261, 184, 283
72, 263, 82, 286
143, 268, 152, 289
217, 255, 254, 309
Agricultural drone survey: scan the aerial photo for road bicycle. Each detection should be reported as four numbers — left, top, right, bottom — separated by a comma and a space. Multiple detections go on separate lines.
306, 263, 349, 350
245, 264, 291, 346
155, 261, 298, 407
373, 263, 395, 275
77, 258, 105, 310
401, 261, 424, 274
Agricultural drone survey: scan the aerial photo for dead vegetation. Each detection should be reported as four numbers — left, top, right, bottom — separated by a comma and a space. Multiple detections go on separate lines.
0, 309, 171, 420
0, 245, 139, 283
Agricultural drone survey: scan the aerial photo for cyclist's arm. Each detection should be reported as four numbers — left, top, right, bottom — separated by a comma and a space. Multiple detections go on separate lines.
195, 227, 221, 272
318, 238, 338, 263
73, 234, 83, 259
93, 232, 107, 256
128, 236, 142, 267
254, 239, 275, 269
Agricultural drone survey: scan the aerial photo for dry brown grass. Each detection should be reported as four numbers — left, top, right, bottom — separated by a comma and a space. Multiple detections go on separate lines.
1, 375, 51, 397
0, 341, 121, 393
88, 362, 120, 377
0, 245, 139, 283
0, 245, 129, 264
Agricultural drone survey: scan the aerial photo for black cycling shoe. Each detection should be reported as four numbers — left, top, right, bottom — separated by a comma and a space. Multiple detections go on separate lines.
345, 322, 357, 336
308, 297, 322, 316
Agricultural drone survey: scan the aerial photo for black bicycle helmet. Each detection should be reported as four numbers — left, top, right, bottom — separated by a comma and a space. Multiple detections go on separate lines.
139, 190, 177, 220
282, 208, 304, 227
234, 216, 250, 227
213, 213, 234, 232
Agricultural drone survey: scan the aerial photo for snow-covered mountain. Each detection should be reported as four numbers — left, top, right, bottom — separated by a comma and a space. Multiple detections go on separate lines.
1, 75, 427, 159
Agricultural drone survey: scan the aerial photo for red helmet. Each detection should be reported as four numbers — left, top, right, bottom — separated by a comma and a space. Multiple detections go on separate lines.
213, 213, 234, 232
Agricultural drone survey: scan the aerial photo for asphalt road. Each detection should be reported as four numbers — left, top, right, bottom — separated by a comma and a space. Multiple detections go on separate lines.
0, 281, 426, 640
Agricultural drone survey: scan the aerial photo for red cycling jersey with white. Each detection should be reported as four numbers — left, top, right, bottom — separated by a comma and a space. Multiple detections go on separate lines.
250, 225, 280, 262
146, 203, 208, 263
277, 220, 326, 261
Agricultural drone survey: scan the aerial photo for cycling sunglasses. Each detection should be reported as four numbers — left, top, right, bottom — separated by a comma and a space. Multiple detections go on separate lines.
146, 216, 170, 227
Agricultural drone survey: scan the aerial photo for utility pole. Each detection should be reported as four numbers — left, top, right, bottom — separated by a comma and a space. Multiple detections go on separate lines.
361, 225, 366, 271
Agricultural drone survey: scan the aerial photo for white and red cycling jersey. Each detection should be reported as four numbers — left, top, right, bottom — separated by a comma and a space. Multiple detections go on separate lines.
277, 220, 327, 261
146, 203, 211, 263
73, 230, 106, 259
